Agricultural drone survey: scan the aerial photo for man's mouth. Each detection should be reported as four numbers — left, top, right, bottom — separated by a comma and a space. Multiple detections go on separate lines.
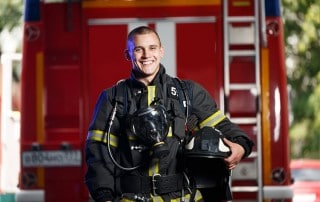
141, 61, 153, 65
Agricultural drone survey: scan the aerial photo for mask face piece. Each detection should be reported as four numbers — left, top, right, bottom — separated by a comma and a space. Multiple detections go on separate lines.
129, 104, 170, 158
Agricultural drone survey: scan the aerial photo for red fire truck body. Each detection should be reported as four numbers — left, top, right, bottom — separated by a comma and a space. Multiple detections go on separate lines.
19, 0, 292, 201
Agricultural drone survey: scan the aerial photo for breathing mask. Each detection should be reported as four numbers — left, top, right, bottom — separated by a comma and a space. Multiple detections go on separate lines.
128, 104, 170, 158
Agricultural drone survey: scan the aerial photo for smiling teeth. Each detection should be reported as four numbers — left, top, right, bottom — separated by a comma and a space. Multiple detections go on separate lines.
142, 61, 152, 65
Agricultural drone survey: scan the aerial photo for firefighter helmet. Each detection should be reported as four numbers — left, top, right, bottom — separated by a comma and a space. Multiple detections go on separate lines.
184, 126, 231, 158
184, 127, 231, 193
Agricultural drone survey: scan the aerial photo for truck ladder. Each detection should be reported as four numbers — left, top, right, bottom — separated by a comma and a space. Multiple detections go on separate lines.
223, 0, 264, 201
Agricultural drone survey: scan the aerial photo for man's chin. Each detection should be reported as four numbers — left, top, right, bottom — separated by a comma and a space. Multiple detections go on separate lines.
133, 69, 148, 78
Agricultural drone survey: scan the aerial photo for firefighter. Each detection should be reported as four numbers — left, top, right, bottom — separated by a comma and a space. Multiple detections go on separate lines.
84, 26, 253, 202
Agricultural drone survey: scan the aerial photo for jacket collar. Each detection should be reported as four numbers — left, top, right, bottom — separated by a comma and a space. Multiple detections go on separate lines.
129, 64, 167, 87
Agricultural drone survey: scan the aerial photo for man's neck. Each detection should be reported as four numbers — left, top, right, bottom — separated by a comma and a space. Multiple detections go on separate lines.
138, 76, 154, 86
133, 69, 158, 86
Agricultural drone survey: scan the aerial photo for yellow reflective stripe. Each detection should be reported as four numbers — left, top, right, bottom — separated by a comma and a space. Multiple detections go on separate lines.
199, 110, 226, 128
127, 134, 137, 141
152, 196, 164, 202
194, 189, 203, 201
148, 158, 159, 176
87, 130, 118, 147
167, 126, 173, 137
120, 199, 134, 202
148, 85, 156, 105
120, 190, 203, 202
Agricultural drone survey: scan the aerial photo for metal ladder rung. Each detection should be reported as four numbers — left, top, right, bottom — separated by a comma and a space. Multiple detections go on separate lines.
231, 186, 259, 192
224, 0, 263, 201
229, 50, 256, 56
230, 117, 257, 125
229, 84, 257, 90
227, 16, 255, 23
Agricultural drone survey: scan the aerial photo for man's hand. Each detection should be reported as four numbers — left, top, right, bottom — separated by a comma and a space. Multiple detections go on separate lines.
223, 138, 245, 170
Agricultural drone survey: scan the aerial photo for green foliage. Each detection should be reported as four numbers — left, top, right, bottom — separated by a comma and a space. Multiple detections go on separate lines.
282, 0, 320, 158
0, 0, 23, 33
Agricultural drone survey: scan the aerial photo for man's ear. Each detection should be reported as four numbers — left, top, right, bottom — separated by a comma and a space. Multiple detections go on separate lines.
160, 46, 164, 58
124, 49, 131, 61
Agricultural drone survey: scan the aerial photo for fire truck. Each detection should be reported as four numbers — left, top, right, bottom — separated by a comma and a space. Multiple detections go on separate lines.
18, 0, 292, 201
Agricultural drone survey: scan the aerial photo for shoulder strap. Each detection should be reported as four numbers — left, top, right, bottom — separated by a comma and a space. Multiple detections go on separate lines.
112, 79, 128, 116
172, 77, 192, 118
172, 78, 199, 132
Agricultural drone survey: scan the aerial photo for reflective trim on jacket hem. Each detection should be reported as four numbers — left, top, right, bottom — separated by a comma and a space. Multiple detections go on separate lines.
119, 190, 203, 202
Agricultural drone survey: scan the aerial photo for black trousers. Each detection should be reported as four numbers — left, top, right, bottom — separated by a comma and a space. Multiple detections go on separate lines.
199, 188, 229, 202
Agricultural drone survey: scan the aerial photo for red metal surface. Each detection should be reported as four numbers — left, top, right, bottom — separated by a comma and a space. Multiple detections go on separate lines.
266, 16, 291, 186
19, 0, 291, 201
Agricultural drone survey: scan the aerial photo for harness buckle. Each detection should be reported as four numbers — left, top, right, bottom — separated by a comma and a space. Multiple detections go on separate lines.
152, 174, 161, 196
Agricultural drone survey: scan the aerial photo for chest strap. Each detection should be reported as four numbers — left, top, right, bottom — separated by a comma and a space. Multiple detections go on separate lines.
120, 173, 185, 195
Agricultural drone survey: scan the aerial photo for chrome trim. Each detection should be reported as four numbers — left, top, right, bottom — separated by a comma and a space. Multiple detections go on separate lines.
231, 185, 293, 199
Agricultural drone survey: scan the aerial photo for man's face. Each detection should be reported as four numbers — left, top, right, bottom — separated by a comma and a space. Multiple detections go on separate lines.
127, 32, 164, 79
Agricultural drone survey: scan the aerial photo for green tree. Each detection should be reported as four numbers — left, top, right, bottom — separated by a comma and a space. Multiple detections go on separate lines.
0, 0, 23, 52
0, 0, 23, 31
282, 0, 320, 158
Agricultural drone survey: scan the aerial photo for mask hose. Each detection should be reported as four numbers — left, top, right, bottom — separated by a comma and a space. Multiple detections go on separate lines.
106, 100, 140, 171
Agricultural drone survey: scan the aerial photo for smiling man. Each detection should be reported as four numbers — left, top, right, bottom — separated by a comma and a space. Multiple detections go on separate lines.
84, 26, 253, 202
125, 27, 164, 85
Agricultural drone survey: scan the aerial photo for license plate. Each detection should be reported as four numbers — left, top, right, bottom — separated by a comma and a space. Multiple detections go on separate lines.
22, 150, 82, 167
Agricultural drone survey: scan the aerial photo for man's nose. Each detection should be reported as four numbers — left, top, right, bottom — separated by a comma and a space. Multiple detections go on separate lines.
142, 49, 150, 57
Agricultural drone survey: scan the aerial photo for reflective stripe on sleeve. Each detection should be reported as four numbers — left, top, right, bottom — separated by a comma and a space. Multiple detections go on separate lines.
87, 130, 118, 147
199, 110, 226, 128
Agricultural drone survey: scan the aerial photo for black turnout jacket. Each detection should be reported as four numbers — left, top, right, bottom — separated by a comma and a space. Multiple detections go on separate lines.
85, 65, 253, 202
